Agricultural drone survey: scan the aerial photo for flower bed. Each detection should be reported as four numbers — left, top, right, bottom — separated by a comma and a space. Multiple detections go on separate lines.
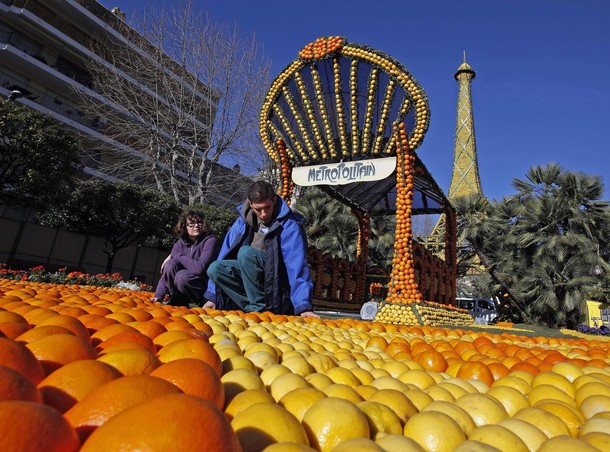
0, 264, 152, 291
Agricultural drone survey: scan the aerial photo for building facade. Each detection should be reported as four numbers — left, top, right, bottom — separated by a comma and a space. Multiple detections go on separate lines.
0, 0, 250, 206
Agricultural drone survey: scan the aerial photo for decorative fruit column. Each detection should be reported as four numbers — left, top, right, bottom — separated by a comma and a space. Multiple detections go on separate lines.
352, 208, 371, 304
385, 121, 422, 305
276, 139, 295, 204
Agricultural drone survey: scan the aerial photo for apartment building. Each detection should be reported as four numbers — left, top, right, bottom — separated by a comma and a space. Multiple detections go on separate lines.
0, 0, 251, 205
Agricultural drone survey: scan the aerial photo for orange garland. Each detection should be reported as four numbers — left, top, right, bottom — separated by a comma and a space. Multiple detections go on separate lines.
386, 121, 421, 304
276, 139, 294, 205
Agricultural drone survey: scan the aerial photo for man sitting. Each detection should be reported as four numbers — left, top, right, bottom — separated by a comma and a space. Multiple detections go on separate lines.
205, 181, 318, 318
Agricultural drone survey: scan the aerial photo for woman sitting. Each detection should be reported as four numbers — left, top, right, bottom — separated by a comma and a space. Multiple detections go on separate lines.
151, 210, 218, 306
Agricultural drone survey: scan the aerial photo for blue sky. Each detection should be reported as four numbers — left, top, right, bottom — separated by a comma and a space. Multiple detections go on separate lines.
99, 0, 610, 201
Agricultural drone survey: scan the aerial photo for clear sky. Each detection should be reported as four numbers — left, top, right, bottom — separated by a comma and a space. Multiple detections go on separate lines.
98, 0, 610, 201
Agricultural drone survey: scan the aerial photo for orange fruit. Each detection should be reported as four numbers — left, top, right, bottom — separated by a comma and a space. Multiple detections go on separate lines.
0, 337, 45, 384
90, 323, 137, 345
38, 359, 122, 413
231, 402, 309, 451
80, 393, 240, 451
15, 324, 75, 343
0, 400, 80, 452
78, 314, 118, 334
96, 330, 156, 354
0, 321, 31, 339
150, 358, 224, 410
65, 375, 183, 442
131, 320, 167, 339
38, 315, 90, 342
417, 348, 448, 372
0, 364, 42, 402
97, 347, 160, 376
457, 361, 495, 388
25, 334, 97, 375
157, 338, 222, 377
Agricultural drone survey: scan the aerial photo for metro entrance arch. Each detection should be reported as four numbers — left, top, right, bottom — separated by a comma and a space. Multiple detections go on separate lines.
260, 37, 471, 326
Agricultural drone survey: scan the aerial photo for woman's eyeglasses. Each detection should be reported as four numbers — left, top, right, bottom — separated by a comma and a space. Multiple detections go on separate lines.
187, 222, 203, 228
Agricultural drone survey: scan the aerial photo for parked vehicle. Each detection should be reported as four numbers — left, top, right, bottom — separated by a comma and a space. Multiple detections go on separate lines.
456, 297, 498, 324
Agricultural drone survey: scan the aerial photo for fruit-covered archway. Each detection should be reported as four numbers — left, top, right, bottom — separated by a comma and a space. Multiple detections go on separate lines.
260, 37, 459, 324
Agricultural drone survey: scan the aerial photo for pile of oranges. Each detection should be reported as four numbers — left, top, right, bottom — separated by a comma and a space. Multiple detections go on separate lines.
1, 279, 609, 451
298, 36, 344, 61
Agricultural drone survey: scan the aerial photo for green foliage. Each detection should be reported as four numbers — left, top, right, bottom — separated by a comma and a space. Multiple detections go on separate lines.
456, 164, 610, 328
0, 100, 80, 208
37, 180, 181, 272
292, 187, 395, 267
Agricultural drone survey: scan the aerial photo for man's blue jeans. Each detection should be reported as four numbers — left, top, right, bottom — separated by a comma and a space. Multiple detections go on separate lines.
207, 246, 266, 312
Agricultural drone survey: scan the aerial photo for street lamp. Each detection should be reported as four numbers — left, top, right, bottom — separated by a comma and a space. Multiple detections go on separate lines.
7, 90, 24, 101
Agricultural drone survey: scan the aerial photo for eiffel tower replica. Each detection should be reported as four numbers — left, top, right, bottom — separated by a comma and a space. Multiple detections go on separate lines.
423, 53, 485, 275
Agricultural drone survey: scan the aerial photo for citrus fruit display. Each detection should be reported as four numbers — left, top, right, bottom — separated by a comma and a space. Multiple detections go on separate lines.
0, 280, 609, 450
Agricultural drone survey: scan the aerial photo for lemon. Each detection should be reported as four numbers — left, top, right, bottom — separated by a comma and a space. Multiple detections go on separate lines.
278, 386, 326, 422
579, 431, 610, 450
498, 419, 548, 452
579, 416, 610, 437
281, 355, 315, 377
302, 397, 370, 452
512, 407, 571, 438
231, 402, 309, 451
468, 424, 528, 451
486, 385, 529, 417
321, 383, 362, 404
536, 435, 598, 451
453, 440, 501, 451
221, 368, 265, 404
403, 411, 466, 452
357, 400, 403, 438
368, 389, 418, 424
224, 389, 274, 420
269, 372, 310, 402
422, 400, 476, 435
374, 433, 425, 451
330, 437, 383, 451
455, 393, 508, 427
260, 364, 291, 388
304, 372, 333, 390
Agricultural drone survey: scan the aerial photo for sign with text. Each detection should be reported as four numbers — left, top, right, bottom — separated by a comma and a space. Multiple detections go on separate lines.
292, 157, 397, 186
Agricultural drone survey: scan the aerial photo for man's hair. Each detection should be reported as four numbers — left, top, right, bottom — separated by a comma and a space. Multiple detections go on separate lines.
248, 180, 276, 203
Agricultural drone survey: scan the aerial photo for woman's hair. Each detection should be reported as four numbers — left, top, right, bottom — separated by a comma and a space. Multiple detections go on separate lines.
173, 210, 212, 239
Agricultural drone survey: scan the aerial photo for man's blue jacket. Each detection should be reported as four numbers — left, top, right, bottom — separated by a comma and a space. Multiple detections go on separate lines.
205, 195, 314, 315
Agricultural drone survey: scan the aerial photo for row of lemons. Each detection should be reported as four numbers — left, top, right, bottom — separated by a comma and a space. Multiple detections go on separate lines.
0, 279, 609, 451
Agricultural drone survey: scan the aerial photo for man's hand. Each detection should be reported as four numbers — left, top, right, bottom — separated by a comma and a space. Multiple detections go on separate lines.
150, 297, 160, 303
300, 311, 320, 318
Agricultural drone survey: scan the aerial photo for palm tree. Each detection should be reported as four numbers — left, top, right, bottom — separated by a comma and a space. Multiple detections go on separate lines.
456, 164, 610, 328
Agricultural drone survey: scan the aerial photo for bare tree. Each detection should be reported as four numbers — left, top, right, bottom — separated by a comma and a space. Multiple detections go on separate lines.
77, 0, 270, 206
